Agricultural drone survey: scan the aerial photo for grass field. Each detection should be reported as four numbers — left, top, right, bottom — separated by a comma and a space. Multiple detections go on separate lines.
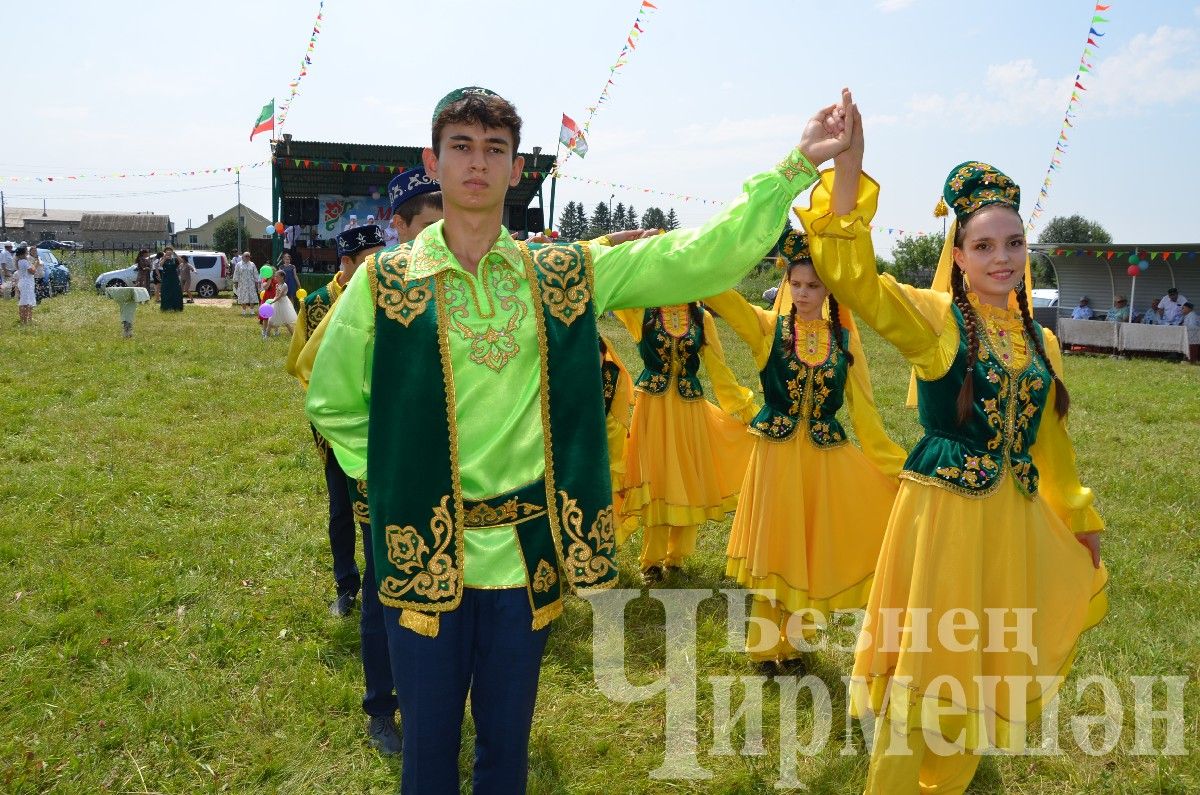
1, 282, 1197, 794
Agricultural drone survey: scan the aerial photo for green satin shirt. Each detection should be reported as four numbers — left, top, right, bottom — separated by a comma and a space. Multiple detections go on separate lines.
307, 147, 818, 587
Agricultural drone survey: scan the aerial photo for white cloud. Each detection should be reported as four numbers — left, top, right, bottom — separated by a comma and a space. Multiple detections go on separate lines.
1090, 26, 1200, 108
876, 0, 915, 11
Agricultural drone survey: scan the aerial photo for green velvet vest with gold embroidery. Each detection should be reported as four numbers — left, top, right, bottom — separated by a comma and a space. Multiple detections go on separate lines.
634, 307, 704, 400
302, 283, 334, 339
903, 303, 1051, 497
365, 241, 617, 630
751, 315, 849, 446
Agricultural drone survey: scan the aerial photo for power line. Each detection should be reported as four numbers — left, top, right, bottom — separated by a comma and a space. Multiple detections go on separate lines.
5, 182, 243, 200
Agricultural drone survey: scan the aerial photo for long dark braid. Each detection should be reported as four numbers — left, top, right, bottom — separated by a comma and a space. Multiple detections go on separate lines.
950, 265, 981, 425
826, 294, 854, 366
689, 301, 706, 347
1015, 285, 1070, 418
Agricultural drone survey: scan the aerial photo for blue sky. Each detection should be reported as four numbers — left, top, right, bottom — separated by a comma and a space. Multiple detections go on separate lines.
3, 0, 1197, 249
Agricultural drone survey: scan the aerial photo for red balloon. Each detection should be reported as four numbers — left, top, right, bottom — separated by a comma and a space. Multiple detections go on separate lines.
1126, 265, 1140, 277
274, 221, 285, 234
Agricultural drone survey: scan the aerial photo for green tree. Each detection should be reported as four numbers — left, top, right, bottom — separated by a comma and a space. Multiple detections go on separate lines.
641, 207, 666, 230
556, 201, 588, 241
1036, 214, 1112, 245
588, 202, 613, 238
625, 205, 638, 229
886, 232, 945, 288
212, 218, 245, 256
664, 209, 680, 230
612, 203, 627, 231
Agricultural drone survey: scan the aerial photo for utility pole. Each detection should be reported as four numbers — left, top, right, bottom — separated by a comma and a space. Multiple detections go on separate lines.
1, 190, 6, 235
236, 169, 243, 253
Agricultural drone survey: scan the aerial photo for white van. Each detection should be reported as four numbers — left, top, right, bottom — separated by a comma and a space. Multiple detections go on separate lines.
95, 250, 230, 297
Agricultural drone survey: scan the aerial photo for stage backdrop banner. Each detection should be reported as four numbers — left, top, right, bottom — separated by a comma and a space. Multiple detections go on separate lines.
319, 195, 394, 236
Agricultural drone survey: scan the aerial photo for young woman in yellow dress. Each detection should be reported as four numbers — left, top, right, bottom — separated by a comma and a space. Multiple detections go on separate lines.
615, 302, 758, 583
800, 95, 1108, 794
707, 228, 906, 668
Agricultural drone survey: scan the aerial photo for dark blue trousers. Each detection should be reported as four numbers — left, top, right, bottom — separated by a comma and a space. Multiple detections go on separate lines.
355, 489, 397, 718
322, 452, 360, 599
383, 589, 550, 794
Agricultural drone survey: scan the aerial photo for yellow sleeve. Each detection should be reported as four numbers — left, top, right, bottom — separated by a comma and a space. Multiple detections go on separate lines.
699, 310, 758, 421
614, 308, 645, 343
842, 319, 908, 478
288, 304, 336, 391
796, 170, 959, 381
701, 288, 776, 371
284, 303, 310, 381
1029, 330, 1105, 533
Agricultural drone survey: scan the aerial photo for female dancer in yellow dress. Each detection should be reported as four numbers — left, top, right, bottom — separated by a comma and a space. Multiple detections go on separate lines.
709, 228, 906, 667
616, 302, 758, 583
800, 96, 1108, 794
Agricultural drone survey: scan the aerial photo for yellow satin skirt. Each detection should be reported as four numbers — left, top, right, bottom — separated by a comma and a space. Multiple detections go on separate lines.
725, 431, 897, 617
849, 474, 1109, 752
619, 389, 753, 541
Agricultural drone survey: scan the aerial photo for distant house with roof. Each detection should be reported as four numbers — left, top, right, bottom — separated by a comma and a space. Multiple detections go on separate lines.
173, 204, 270, 251
0, 207, 86, 243
79, 212, 172, 249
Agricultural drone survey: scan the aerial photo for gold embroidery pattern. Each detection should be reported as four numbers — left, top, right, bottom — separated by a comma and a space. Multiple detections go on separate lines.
375, 250, 435, 327
353, 497, 370, 525
532, 559, 559, 594
935, 453, 1000, 490
410, 237, 452, 276
527, 243, 591, 327
558, 492, 616, 587
1012, 374, 1046, 456
442, 267, 527, 372
305, 292, 329, 337
463, 497, 545, 528
752, 414, 795, 437
777, 150, 817, 184
379, 496, 460, 603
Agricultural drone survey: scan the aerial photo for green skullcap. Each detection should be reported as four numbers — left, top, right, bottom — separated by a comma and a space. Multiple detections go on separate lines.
777, 228, 811, 262
943, 161, 1021, 224
432, 86, 501, 122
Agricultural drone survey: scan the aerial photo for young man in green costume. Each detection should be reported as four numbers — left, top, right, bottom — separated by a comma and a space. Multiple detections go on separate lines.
306, 85, 853, 793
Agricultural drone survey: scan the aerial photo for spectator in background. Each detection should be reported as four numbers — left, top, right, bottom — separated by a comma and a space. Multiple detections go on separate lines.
134, 249, 151, 291
15, 245, 36, 324
1105, 295, 1129, 322
342, 213, 359, 232
1140, 301, 1163, 324
284, 224, 298, 259
179, 254, 195, 303
232, 252, 260, 316
278, 252, 300, 311
1158, 287, 1189, 325
762, 285, 779, 306
1, 242, 16, 298
1182, 302, 1199, 329
150, 252, 163, 301
1071, 296, 1094, 320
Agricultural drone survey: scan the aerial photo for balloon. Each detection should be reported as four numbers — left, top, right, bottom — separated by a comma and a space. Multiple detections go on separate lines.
371, 191, 381, 200
1127, 254, 1138, 265
259, 303, 275, 319
1126, 265, 1140, 277
274, 222, 285, 234
296, 288, 307, 301
1138, 260, 1150, 271
260, 290, 266, 302
264, 225, 274, 236
259, 265, 274, 279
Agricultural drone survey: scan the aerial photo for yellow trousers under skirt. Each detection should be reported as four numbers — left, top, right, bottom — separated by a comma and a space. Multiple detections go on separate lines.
638, 523, 698, 570
865, 720, 981, 795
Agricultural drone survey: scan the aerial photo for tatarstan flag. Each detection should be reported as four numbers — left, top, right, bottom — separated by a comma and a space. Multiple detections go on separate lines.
559, 113, 588, 158
250, 100, 275, 141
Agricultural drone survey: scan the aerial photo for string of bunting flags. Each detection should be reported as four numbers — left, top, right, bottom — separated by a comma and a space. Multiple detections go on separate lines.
275, 0, 327, 134
557, 0, 659, 169
1026, 2, 1112, 232
1, 161, 269, 182
1049, 247, 1200, 279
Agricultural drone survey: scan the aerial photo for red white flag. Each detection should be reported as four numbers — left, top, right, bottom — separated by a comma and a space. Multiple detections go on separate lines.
558, 114, 588, 158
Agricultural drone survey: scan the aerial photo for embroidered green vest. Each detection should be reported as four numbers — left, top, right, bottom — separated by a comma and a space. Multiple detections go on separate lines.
750, 316, 850, 446
903, 303, 1051, 497
634, 307, 705, 399
303, 283, 335, 339
305, 283, 338, 464
365, 241, 617, 633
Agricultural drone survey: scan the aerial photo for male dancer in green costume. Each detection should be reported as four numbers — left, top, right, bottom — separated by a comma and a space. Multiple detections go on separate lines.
307, 85, 853, 793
